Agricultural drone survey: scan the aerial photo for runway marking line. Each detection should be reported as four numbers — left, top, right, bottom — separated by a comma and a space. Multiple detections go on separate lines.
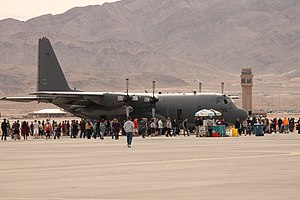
0, 151, 299, 173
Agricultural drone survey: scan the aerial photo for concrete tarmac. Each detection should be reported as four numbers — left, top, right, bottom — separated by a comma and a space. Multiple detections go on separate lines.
0, 133, 300, 200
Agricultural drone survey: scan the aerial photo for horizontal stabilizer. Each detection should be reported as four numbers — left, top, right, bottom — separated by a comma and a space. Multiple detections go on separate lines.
31, 91, 105, 97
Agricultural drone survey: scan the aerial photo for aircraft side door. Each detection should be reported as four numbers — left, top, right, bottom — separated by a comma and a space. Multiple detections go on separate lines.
176, 108, 183, 122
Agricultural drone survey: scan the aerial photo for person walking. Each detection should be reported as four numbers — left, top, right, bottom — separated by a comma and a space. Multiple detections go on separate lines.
282, 117, 289, 133
278, 118, 283, 133
53, 122, 62, 139
33, 120, 39, 139
79, 119, 86, 138
112, 118, 121, 140
165, 117, 172, 137
182, 118, 189, 136
85, 120, 93, 139
29, 122, 34, 136
139, 118, 147, 138
1, 119, 8, 140
150, 119, 157, 137
235, 118, 241, 136
21, 121, 30, 140
12, 120, 21, 140
105, 119, 111, 137
38, 121, 44, 138
99, 119, 106, 140
172, 118, 178, 136
123, 117, 134, 148
133, 118, 139, 136
206, 118, 214, 137
92, 120, 100, 139
158, 118, 164, 136
289, 118, 295, 133
6, 120, 11, 139
297, 118, 300, 134
195, 117, 201, 137
45, 121, 52, 140
73, 120, 80, 138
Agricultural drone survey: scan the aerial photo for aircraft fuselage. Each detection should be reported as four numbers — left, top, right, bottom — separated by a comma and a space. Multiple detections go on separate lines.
52, 92, 247, 125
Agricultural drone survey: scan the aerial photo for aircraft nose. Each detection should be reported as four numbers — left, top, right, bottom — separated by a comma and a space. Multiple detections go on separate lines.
223, 108, 248, 124
238, 108, 248, 121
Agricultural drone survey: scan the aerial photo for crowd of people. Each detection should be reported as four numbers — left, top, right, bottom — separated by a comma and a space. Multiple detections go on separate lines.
1, 116, 300, 143
0, 117, 186, 142
234, 116, 299, 136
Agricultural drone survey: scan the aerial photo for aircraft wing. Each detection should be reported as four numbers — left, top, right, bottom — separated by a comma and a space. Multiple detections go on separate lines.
1, 96, 53, 103
31, 91, 154, 101
2, 91, 155, 107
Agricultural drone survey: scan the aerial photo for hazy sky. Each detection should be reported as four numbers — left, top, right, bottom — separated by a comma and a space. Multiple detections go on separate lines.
0, 0, 118, 21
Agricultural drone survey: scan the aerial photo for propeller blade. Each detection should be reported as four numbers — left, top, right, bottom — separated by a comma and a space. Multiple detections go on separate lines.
126, 106, 130, 117
152, 80, 155, 97
126, 78, 129, 96
152, 107, 155, 118
152, 80, 156, 118
125, 78, 130, 117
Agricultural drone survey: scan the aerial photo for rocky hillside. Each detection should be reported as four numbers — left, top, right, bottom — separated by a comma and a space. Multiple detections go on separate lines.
0, 0, 300, 110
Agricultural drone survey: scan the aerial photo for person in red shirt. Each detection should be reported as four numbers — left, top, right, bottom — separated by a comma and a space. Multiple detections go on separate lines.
45, 121, 52, 139
133, 118, 139, 136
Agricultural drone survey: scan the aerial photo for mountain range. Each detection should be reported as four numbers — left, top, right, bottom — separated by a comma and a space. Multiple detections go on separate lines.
0, 0, 300, 111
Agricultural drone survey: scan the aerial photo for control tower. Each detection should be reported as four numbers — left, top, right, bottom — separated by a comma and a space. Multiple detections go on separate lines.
241, 68, 253, 115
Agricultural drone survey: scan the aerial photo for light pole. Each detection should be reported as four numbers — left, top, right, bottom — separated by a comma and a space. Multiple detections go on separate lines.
199, 82, 202, 93
221, 82, 224, 94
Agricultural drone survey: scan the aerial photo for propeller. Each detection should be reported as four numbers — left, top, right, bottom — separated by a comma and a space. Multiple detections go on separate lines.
119, 78, 138, 117
150, 80, 159, 118
124, 78, 132, 117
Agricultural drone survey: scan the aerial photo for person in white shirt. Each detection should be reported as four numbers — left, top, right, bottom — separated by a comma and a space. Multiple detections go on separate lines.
165, 117, 172, 137
158, 119, 164, 136
123, 117, 134, 148
33, 120, 39, 139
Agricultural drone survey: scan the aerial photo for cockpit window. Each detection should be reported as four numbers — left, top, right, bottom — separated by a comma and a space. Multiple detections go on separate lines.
224, 96, 234, 106
218, 95, 234, 105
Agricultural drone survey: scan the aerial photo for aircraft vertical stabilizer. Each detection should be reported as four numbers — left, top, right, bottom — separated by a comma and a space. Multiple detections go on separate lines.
38, 37, 71, 91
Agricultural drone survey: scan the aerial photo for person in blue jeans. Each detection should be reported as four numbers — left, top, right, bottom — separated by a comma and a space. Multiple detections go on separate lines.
123, 117, 134, 148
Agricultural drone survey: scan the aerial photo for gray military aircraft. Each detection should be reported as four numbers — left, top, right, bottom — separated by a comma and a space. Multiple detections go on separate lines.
1, 37, 248, 124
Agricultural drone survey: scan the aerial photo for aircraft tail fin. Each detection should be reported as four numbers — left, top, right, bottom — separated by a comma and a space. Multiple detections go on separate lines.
38, 37, 72, 91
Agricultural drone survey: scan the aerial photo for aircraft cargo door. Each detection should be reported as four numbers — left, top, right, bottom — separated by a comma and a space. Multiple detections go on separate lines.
177, 109, 183, 122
